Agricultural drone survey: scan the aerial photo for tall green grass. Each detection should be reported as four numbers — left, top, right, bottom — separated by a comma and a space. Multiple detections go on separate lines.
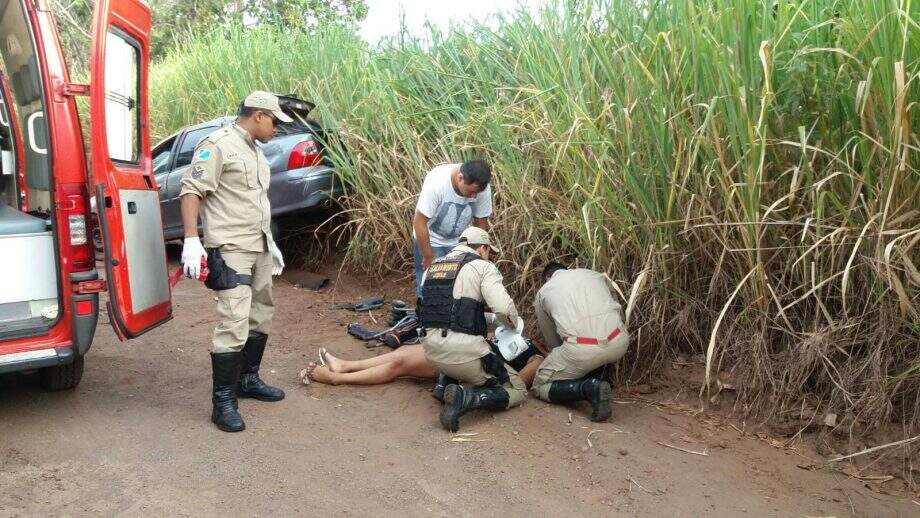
151, 0, 920, 431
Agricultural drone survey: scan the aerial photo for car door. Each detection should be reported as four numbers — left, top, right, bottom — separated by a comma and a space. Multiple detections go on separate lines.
90, 0, 172, 340
151, 134, 179, 236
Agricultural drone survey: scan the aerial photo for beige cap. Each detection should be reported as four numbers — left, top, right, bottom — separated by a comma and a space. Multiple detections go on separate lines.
459, 227, 500, 253
243, 91, 293, 122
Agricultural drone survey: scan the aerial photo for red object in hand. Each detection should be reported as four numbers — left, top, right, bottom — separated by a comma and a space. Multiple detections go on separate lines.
198, 256, 209, 282
168, 256, 210, 289
169, 268, 183, 288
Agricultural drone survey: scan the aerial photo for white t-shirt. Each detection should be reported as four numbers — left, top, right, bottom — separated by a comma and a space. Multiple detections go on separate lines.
414, 163, 493, 247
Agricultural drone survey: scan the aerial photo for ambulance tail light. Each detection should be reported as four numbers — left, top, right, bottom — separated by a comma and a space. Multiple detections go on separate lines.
69, 215, 87, 245
287, 138, 322, 169
61, 184, 94, 271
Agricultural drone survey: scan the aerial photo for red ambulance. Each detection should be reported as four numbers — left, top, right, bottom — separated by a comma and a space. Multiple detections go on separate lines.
0, 0, 172, 389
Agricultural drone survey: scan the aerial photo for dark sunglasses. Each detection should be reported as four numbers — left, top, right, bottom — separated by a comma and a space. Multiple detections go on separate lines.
259, 110, 280, 128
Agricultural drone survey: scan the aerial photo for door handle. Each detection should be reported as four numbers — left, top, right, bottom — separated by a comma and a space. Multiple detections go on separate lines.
27, 111, 47, 154
127, 201, 137, 214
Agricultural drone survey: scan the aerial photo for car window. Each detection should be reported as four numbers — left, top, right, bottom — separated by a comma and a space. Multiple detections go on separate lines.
174, 126, 218, 168
152, 136, 176, 175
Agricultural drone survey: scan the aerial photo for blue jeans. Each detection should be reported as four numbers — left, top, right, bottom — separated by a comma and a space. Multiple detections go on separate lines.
414, 240, 453, 296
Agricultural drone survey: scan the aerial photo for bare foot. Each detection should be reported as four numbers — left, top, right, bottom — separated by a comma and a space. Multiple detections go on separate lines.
298, 362, 318, 385
308, 365, 337, 385
320, 348, 346, 373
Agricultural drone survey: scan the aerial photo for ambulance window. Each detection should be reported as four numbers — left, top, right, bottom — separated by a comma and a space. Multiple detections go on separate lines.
104, 29, 140, 164
0, 80, 12, 178
0, 0, 52, 211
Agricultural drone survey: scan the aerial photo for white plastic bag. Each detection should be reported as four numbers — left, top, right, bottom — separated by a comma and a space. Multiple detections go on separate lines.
494, 317, 528, 362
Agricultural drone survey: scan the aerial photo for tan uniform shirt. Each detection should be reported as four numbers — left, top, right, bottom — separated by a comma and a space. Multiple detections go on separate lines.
179, 124, 273, 252
534, 269, 624, 349
422, 245, 519, 364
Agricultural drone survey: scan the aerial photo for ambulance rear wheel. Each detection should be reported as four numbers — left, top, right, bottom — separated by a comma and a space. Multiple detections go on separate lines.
40, 356, 84, 391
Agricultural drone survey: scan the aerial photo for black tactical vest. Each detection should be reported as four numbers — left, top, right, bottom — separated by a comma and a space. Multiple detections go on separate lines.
418, 252, 488, 337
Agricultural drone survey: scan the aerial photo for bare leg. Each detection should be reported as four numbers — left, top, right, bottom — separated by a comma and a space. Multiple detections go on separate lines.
518, 355, 544, 388
323, 344, 425, 373
309, 345, 437, 386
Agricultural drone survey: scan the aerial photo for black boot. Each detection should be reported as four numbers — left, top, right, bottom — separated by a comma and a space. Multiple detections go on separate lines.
237, 332, 285, 401
431, 373, 458, 403
547, 378, 612, 422
440, 383, 510, 432
211, 352, 246, 432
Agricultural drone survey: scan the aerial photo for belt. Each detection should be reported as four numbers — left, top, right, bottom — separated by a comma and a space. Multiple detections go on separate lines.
566, 327, 621, 346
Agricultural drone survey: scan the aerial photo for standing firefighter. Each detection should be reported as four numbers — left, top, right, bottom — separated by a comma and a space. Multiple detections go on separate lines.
531, 263, 630, 422
419, 227, 527, 432
179, 91, 291, 433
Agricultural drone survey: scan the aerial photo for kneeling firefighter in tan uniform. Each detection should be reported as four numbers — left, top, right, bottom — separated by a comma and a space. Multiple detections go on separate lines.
419, 227, 527, 432
179, 91, 292, 432
531, 262, 630, 422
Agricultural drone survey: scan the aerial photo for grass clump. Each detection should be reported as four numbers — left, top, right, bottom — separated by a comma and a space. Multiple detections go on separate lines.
151, 0, 920, 438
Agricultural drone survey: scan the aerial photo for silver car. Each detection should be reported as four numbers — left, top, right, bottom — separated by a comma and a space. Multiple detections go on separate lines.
152, 95, 345, 241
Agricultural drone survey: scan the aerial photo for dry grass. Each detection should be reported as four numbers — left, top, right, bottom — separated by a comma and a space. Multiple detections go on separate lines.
150, 0, 920, 438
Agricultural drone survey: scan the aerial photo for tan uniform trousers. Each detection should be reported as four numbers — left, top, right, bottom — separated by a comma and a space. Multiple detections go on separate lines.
424, 331, 527, 409
211, 246, 274, 353
532, 330, 630, 401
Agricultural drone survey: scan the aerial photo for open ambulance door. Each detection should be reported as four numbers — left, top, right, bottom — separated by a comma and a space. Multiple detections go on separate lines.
90, 0, 172, 340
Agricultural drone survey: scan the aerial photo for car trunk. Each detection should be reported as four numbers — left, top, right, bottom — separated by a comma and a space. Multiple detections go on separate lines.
0, 0, 61, 340
275, 94, 320, 135
275, 94, 342, 167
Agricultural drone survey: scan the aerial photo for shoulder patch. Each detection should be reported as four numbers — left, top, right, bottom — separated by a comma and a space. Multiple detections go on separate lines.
191, 165, 205, 179
197, 149, 212, 161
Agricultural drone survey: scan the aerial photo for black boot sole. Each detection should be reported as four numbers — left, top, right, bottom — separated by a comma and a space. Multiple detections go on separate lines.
212, 411, 246, 432
589, 382, 613, 422
237, 391, 285, 402
440, 384, 463, 432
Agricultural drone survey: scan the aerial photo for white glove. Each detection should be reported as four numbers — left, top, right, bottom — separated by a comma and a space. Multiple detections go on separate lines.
268, 240, 285, 276
181, 236, 207, 279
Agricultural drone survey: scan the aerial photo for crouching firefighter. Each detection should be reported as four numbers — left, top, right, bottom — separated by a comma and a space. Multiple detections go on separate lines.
419, 227, 527, 432
179, 91, 292, 432
531, 262, 631, 422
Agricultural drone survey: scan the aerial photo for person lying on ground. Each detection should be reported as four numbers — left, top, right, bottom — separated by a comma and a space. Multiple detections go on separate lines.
300, 344, 435, 386
299, 337, 544, 388
530, 262, 631, 422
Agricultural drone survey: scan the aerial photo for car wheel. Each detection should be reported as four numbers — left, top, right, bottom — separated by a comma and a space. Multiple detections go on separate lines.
40, 356, 85, 391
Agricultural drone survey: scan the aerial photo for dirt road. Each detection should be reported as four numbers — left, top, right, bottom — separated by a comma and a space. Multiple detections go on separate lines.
1, 264, 916, 516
